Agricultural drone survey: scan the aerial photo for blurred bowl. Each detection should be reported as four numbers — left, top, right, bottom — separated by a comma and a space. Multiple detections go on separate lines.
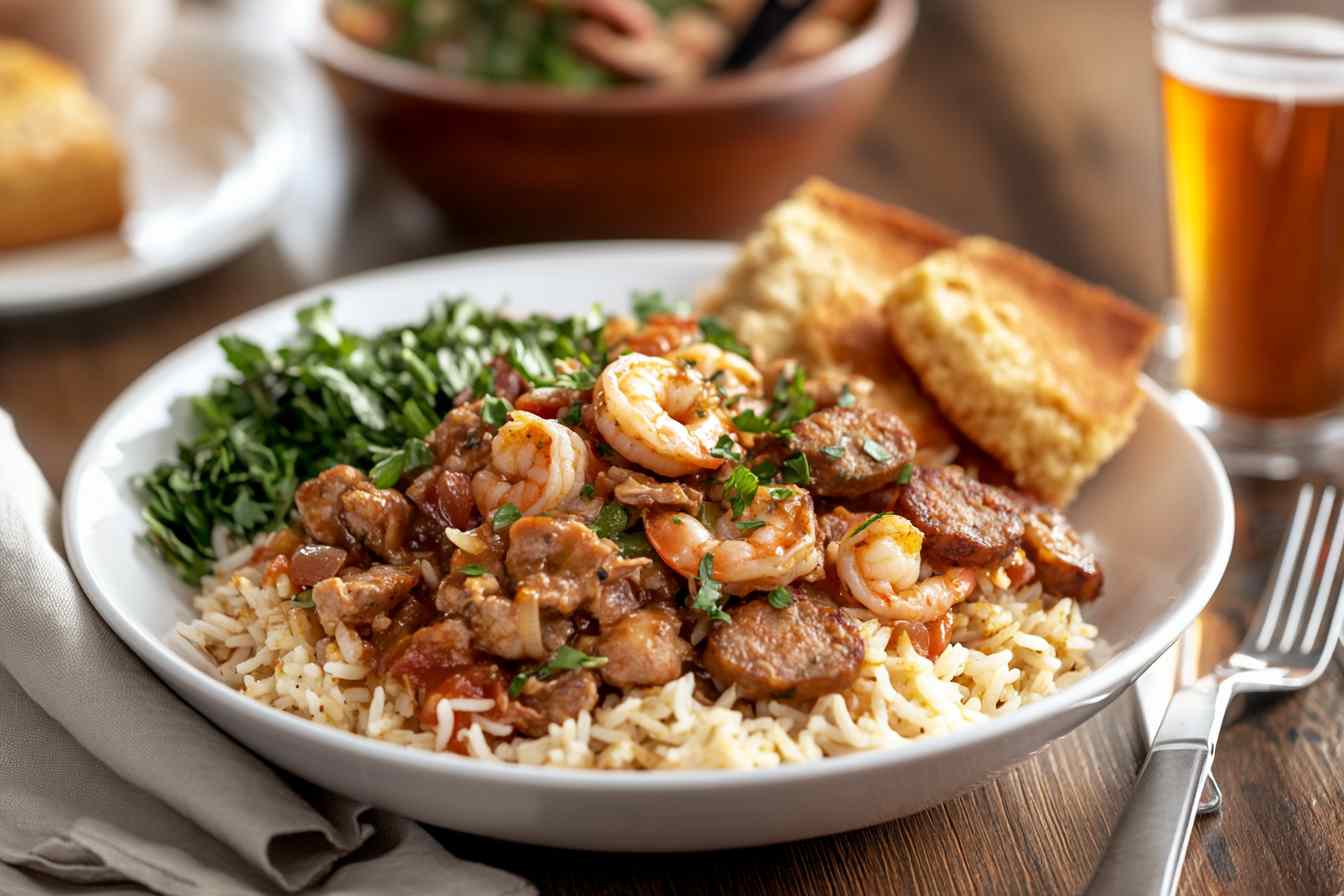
295, 0, 916, 242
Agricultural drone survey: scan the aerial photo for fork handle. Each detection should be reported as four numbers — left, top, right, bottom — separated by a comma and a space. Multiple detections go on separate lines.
1086, 677, 1229, 896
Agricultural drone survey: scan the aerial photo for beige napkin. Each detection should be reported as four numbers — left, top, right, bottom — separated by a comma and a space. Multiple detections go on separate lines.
0, 411, 534, 896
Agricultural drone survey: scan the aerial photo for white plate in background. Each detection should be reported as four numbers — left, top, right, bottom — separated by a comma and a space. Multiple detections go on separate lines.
0, 34, 296, 315
62, 242, 1234, 851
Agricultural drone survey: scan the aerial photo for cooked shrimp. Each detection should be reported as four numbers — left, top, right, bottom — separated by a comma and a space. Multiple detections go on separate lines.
665, 342, 763, 397
644, 484, 821, 595
593, 353, 731, 477
833, 513, 977, 622
472, 410, 589, 516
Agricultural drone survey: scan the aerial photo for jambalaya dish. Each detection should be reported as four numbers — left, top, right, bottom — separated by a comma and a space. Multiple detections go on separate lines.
165, 297, 1102, 770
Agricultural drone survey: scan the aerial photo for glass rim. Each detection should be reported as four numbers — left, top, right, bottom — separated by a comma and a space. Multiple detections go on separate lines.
1153, 3, 1344, 63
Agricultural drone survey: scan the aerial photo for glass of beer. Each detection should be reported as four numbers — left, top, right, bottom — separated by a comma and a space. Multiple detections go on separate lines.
1156, 0, 1344, 473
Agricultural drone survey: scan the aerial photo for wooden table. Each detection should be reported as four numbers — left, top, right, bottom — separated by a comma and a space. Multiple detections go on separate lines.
4, 2, 1342, 893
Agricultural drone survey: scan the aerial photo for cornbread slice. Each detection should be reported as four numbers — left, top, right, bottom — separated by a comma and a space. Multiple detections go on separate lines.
701, 178, 961, 452
0, 39, 126, 250
885, 238, 1160, 505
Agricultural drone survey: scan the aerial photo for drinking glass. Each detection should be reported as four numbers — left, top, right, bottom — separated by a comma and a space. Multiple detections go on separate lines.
1154, 0, 1344, 476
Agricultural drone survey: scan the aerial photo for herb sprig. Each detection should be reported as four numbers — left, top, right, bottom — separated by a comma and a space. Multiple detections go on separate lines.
508, 645, 609, 698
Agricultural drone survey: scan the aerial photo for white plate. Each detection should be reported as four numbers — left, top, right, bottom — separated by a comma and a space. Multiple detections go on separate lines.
63, 242, 1234, 851
0, 34, 296, 315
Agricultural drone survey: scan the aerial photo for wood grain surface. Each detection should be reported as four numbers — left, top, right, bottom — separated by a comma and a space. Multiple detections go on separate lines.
3, 2, 1342, 894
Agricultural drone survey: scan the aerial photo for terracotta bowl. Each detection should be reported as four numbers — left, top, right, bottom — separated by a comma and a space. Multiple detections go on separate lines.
296, 0, 917, 242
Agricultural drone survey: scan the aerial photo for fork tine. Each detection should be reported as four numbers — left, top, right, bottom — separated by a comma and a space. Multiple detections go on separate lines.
1300, 496, 1344, 652
1278, 485, 1337, 651
1253, 484, 1316, 651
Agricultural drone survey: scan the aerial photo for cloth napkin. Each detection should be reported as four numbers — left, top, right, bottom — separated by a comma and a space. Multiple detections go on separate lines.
0, 411, 534, 896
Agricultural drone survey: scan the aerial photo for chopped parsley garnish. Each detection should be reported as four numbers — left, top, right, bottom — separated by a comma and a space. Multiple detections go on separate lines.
291, 590, 315, 609
631, 290, 687, 323
731, 364, 814, 437
722, 465, 760, 518
491, 502, 521, 531
561, 404, 583, 426
847, 512, 890, 540
508, 645, 609, 698
736, 518, 766, 531
591, 502, 630, 539
896, 462, 915, 485
862, 439, 892, 463
691, 553, 730, 623
767, 587, 793, 609
769, 487, 793, 500
481, 394, 511, 427
780, 453, 811, 485
709, 434, 742, 463
750, 459, 778, 480
369, 437, 434, 488
614, 531, 653, 559
552, 367, 597, 390
460, 563, 488, 577
821, 443, 846, 460
579, 483, 595, 499
698, 317, 750, 358
837, 384, 856, 408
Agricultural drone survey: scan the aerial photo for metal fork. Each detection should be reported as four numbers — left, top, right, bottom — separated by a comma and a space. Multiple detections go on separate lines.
1088, 482, 1344, 896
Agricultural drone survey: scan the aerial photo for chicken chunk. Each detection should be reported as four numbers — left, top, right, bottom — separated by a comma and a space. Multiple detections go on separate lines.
293, 465, 367, 546
311, 564, 420, 631
702, 597, 863, 700
340, 484, 412, 560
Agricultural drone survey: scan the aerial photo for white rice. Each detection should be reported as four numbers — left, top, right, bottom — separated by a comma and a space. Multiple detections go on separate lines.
179, 553, 1096, 771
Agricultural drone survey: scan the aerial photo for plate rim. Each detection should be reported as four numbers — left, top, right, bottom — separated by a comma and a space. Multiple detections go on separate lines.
0, 34, 298, 316
62, 239, 1235, 793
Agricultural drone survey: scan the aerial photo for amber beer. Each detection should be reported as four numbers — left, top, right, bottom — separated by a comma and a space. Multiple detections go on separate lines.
1159, 14, 1344, 418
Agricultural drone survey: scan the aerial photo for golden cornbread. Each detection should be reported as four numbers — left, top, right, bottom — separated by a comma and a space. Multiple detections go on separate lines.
701, 178, 961, 452
885, 239, 1160, 505
0, 39, 126, 250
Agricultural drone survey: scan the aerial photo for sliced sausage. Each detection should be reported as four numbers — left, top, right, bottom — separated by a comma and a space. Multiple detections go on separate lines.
702, 597, 864, 701
788, 407, 917, 497
1018, 501, 1103, 601
339, 484, 413, 560
598, 606, 691, 689
294, 465, 368, 546
896, 465, 1023, 569
311, 563, 420, 631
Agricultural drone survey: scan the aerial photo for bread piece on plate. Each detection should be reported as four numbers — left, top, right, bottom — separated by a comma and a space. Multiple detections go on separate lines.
886, 237, 1160, 505
0, 39, 126, 250
701, 178, 962, 452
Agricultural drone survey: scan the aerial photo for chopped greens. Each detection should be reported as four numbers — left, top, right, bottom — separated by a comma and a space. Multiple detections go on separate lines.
614, 531, 654, 559
862, 439, 892, 463
508, 645, 609, 698
481, 394, 511, 427
837, 384, 856, 408
732, 364, 814, 437
896, 462, 915, 485
780, 453, 811, 486
847, 512, 890, 540
579, 483, 595, 499
767, 587, 793, 609
698, 316, 750, 358
750, 459, 778, 480
491, 502, 522, 531
135, 296, 608, 583
291, 590, 315, 609
709, 434, 742, 463
821, 443, 846, 460
691, 553, 730, 623
769, 487, 793, 500
630, 290, 688, 322
736, 519, 766, 532
722, 465, 760, 518
591, 502, 630, 540
561, 403, 583, 426
460, 563, 488, 577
